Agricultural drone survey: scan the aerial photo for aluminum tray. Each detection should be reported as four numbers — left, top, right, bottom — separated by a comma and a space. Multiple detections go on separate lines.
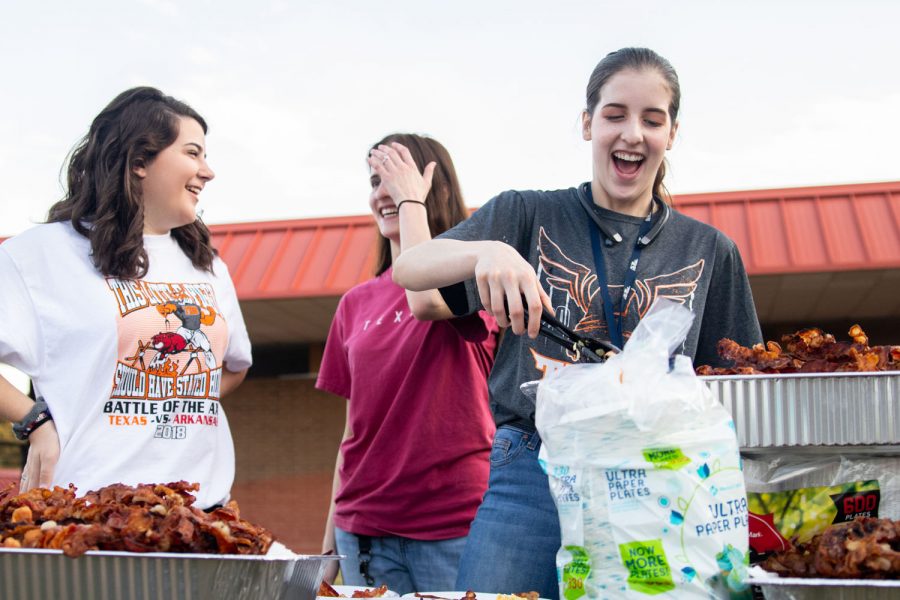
748, 575, 900, 600
701, 372, 900, 451
0, 547, 339, 600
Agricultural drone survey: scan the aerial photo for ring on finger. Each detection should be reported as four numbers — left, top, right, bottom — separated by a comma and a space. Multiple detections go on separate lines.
382, 155, 390, 164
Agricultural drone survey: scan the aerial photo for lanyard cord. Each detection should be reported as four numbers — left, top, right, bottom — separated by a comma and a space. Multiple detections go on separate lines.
588, 211, 654, 350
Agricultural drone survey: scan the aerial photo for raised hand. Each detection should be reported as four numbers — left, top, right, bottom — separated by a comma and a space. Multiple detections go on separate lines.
367, 142, 436, 205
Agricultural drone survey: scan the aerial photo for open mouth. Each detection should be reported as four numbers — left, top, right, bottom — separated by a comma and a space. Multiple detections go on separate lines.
380, 207, 398, 218
612, 151, 644, 175
186, 185, 202, 196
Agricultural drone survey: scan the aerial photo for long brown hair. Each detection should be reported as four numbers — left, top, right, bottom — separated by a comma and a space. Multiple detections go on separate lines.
47, 86, 217, 278
371, 133, 468, 276
585, 47, 681, 203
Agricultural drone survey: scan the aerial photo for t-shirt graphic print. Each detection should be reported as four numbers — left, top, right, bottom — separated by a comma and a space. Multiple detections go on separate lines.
106, 278, 228, 440
532, 226, 704, 374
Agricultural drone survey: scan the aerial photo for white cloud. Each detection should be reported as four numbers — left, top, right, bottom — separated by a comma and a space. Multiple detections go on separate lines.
137, 0, 180, 18
188, 46, 217, 67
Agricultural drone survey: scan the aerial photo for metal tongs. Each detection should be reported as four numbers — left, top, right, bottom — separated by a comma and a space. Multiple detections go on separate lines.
535, 307, 621, 363
510, 296, 621, 363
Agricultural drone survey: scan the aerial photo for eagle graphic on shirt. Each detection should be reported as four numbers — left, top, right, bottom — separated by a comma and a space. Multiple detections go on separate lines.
531, 227, 703, 369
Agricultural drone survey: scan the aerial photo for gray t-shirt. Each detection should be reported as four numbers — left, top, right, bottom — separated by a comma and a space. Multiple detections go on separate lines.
438, 185, 762, 431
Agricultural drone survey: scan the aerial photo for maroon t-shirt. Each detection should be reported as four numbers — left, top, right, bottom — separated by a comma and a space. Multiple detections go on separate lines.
316, 269, 497, 539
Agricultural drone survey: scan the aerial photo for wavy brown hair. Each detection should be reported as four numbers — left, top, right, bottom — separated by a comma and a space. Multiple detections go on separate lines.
370, 133, 468, 276
47, 86, 217, 278
585, 47, 681, 204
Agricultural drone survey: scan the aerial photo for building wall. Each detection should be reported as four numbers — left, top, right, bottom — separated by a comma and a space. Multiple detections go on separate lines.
222, 376, 345, 554
0, 423, 23, 471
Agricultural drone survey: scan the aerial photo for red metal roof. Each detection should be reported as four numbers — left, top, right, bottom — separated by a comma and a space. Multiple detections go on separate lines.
3, 182, 899, 300
210, 215, 378, 300
215, 181, 900, 299
672, 181, 900, 275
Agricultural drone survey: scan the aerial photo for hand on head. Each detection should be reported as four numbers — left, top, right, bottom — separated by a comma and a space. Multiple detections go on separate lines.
368, 142, 436, 205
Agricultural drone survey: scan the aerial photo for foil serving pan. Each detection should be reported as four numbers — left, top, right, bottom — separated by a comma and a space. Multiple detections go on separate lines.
748, 575, 900, 600
701, 372, 900, 451
0, 548, 339, 600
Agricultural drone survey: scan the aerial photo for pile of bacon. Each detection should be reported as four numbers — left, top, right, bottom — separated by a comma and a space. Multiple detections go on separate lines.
0, 481, 272, 558
761, 516, 900, 579
696, 325, 900, 375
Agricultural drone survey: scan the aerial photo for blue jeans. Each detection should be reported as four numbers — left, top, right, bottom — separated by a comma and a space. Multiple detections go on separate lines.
455, 425, 561, 600
335, 527, 467, 595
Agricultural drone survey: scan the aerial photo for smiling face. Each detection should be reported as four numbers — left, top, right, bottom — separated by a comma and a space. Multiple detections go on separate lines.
136, 116, 214, 234
368, 169, 401, 244
582, 67, 678, 215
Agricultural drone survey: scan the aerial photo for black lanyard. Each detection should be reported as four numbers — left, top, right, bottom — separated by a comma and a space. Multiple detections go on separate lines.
588, 211, 654, 350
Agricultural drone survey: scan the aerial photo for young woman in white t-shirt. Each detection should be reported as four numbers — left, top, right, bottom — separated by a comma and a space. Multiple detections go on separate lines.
0, 87, 251, 505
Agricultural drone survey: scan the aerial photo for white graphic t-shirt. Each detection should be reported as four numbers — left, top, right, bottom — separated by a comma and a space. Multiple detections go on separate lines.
0, 222, 252, 507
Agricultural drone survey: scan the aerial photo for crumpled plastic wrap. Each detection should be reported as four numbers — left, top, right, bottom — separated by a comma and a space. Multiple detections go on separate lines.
536, 299, 749, 598
743, 454, 900, 518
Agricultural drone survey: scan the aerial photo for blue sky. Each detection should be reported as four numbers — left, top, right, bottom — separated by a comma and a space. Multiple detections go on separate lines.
1, 0, 898, 236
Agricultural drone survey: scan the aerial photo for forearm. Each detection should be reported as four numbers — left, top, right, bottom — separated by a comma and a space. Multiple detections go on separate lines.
220, 366, 248, 398
2, 374, 61, 491
322, 458, 341, 553
393, 238, 490, 291
0, 374, 35, 422
397, 202, 456, 320
323, 406, 351, 553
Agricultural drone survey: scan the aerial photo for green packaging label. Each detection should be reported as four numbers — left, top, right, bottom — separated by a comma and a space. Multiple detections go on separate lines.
642, 447, 690, 471
619, 539, 675, 595
562, 545, 590, 600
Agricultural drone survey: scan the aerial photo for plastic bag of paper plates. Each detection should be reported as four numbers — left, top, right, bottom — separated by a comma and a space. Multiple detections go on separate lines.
536, 299, 749, 599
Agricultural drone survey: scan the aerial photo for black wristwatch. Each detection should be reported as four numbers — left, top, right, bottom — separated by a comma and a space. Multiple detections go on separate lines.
12, 398, 53, 441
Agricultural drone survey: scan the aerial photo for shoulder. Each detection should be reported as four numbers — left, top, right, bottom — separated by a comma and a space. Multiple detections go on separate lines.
210, 254, 235, 281
2, 222, 84, 260
3, 222, 76, 248
480, 187, 580, 209
669, 209, 736, 249
469, 187, 582, 226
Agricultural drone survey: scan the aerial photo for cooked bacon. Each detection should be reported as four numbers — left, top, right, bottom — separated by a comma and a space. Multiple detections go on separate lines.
316, 581, 389, 598
0, 483, 14, 504
761, 517, 900, 578
0, 481, 272, 558
318, 581, 342, 597
352, 585, 389, 597
698, 325, 900, 375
